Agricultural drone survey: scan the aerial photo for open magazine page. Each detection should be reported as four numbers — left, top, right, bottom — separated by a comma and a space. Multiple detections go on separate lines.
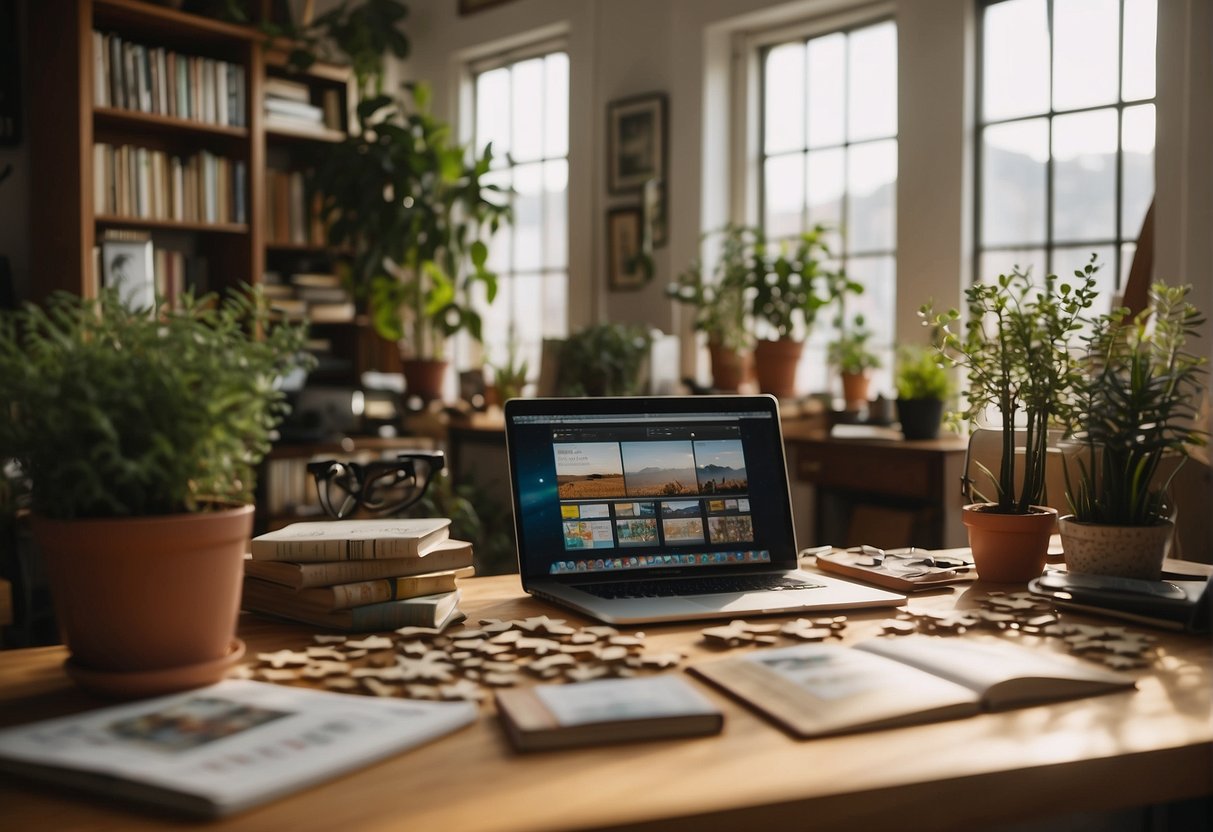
0, 679, 476, 817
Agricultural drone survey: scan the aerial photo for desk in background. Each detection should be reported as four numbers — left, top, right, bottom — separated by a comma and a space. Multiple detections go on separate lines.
1, 570, 1210, 832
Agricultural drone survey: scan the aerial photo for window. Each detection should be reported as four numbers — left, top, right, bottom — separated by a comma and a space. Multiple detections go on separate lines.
758, 18, 897, 394
977, 0, 1156, 303
468, 48, 570, 381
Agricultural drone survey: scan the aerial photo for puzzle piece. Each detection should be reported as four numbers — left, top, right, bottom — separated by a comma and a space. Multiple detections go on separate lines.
565, 664, 611, 683
361, 677, 398, 697
781, 619, 836, 641
257, 649, 311, 668
701, 620, 758, 647
394, 626, 445, 639
313, 634, 347, 644
258, 667, 302, 682
394, 653, 456, 683
439, 679, 486, 702
881, 619, 917, 635
305, 646, 347, 661
300, 660, 351, 679
345, 635, 394, 651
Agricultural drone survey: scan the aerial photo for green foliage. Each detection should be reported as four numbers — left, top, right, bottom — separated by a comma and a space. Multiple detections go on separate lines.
556, 324, 653, 397
0, 289, 311, 519
488, 340, 530, 402
667, 224, 757, 352
923, 257, 1100, 514
311, 83, 511, 359
748, 225, 844, 341
828, 314, 880, 374
1062, 283, 1208, 526
894, 345, 952, 400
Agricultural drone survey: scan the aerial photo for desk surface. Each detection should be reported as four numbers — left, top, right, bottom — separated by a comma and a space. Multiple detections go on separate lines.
1, 569, 1210, 832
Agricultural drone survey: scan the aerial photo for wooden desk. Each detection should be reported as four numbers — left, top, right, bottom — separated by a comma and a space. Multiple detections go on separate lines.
782, 426, 969, 550
3, 572, 1208, 831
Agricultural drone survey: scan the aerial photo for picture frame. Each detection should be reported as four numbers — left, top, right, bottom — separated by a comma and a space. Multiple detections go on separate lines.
101, 237, 155, 310
607, 93, 667, 194
643, 177, 667, 249
607, 207, 649, 291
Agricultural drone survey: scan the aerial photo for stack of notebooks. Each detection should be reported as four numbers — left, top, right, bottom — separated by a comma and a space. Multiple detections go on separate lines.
243, 519, 473, 632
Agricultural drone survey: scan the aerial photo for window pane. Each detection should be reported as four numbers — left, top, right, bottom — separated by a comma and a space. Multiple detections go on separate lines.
847, 22, 896, 141
512, 162, 543, 271
1121, 104, 1155, 239
764, 153, 805, 239
843, 254, 895, 392
981, 119, 1048, 245
544, 159, 568, 270
764, 43, 806, 154
476, 67, 511, 157
541, 271, 568, 337
806, 33, 845, 148
846, 139, 896, 254
1122, 0, 1157, 101
511, 58, 544, 162
1052, 108, 1117, 242
806, 147, 844, 246
1053, 0, 1119, 110
483, 169, 512, 273
983, 0, 1049, 121
544, 53, 569, 158
979, 248, 1047, 285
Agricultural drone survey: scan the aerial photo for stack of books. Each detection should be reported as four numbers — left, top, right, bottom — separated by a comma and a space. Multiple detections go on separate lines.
263, 77, 336, 133
243, 519, 473, 632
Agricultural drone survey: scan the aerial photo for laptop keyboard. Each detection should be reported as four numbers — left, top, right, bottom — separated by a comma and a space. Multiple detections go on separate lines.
578, 574, 824, 600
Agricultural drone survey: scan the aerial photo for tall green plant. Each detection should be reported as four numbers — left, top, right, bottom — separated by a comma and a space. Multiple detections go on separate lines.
895, 344, 952, 400
556, 324, 653, 397
924, 258, 1100, 514
748, 225, 841, 341
667, 224, 758, 352
0, 288, 310, 519
1062, 283, 1208, 525
311, 83, 511, 359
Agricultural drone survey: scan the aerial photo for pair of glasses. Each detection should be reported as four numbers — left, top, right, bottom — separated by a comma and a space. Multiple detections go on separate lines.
845, 545, 972, 575
306, 451, 446, 519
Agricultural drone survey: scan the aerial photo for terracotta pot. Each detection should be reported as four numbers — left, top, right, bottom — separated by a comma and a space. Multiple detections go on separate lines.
708, 343, 749, 392
403, 358, 449, 401
840, 371, 870, 410
897, 398, 944, 440
962, 503, 1056, 583
32, 506, 252, 696
1059, 515, 1172, 581
753, 338, 803, 399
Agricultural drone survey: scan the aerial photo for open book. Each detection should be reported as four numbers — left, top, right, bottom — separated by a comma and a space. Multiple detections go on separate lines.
690, 636, 1134, 739
0, 679, 475, 817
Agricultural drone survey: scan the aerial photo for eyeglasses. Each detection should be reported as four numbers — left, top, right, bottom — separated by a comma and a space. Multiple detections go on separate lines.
306, 451, 446, 519
845, 545, 972, 576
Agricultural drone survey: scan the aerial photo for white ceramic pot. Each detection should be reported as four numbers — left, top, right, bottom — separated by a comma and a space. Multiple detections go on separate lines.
1058, 515, 1173, 581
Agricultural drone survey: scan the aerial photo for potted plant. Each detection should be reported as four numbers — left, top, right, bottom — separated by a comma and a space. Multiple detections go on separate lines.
667, 224, 756, 391
1058, 282, 1207, 580
487, 338, 531, 405
556, 324, 653, 397
311, 83, 511, 401
894, 344, 952, 440
828, 314, 880, 411
0, 288, 310, 696
745, 225, 843, 399
924, 261, 1099, 582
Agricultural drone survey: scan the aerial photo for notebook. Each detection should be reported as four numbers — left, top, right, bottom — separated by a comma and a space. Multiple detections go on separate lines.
503, 395, 905, 624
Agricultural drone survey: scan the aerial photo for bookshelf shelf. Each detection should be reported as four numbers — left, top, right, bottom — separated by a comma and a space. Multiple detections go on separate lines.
266, 122, 347, 143
95, 215, 250, 234
94, 107, 250, 139
93, 0, 259, 43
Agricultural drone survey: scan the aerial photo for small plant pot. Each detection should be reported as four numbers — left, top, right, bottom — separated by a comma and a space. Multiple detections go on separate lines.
1058, 515, 1172, 581
962, 503, 1056, 583
896, 397, 944, 440
753, 338, 803, 399
840, 371, 870, 411
708, 343, 749, 392
403, 358, 449, 402
32, 505, 252, 698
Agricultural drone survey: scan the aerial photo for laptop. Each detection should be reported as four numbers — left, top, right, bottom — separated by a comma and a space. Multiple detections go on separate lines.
503, 394, 905, 624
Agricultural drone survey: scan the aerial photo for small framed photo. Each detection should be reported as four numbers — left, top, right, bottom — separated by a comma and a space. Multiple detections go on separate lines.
607, 207, 649, 291
101, 237, 155, 310
607, 93, 667, 194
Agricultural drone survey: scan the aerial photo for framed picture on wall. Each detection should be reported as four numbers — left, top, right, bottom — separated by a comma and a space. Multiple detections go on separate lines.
607, 92, 667, 194
607, 207, 650, 291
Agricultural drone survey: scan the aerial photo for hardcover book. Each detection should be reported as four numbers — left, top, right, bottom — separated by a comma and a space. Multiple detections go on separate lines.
690, 636, 1134, 739
250, 518, 452, 562
242, 566, 472, 612
241, 588, 464, 632
495, 676, 724, 752
0, 680, 475, 818
243, 538, 474, 588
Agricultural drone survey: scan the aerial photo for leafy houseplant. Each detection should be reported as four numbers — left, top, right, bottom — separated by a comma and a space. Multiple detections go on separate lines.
1058, 282, 1208, 579
924, 259, 1100, 581
828, 313, 879, 410
0, 288, 310, 694
894, 345, 952, 440
488, 339, 531, 404
556, 324, 653, 397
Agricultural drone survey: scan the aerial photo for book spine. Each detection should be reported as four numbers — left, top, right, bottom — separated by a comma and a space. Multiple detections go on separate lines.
343, 595, 454, 630
327, 574, 451, 609
274, 551, 471, 587
250, 539, 347, 561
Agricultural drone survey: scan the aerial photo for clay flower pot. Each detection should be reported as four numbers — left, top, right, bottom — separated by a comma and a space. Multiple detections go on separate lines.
962, 503, 1056, 583
840, 371, 870, 411
1059, 516, 1173, 581
32, 505, 252, 698
753, 338, 803, 399
708, 343, 749, 392
403, 358, 449, 402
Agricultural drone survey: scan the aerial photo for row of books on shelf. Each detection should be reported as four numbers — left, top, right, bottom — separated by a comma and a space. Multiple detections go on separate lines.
94, 142, 247, 226
263, 271, 355, 323
265, 167, 326, 246
243, 518, 472, 631
92, 30, 247, 128
264, 76, 343, 133
92, 230, 208, 309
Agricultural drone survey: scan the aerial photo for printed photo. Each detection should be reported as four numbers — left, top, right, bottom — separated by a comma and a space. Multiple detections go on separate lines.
621, 441, 698, 497
108, 697, 290, 753
661, 500, 701, 518
563, 520, 616, 550
738, 498, 751, 512
708, 500, 726, 514
578, 504, 611, 519
560, 505, 580, 520
693, 439, 749, 494
708, 514, 755, 544
662, 517, 705, 544
555, 443, 626, 499
616, 518, 659, 546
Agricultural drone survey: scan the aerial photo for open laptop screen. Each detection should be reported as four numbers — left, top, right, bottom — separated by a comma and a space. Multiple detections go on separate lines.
504, 396, 798, 582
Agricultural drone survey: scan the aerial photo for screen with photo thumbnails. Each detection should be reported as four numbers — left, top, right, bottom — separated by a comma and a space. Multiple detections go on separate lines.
508, 408, 797, 580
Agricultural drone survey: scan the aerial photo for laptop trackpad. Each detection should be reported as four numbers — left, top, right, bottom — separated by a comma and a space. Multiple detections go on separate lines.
682, 593, 767, 612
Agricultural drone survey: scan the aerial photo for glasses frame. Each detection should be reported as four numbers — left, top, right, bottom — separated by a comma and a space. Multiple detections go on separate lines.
306, 451, 447, 520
